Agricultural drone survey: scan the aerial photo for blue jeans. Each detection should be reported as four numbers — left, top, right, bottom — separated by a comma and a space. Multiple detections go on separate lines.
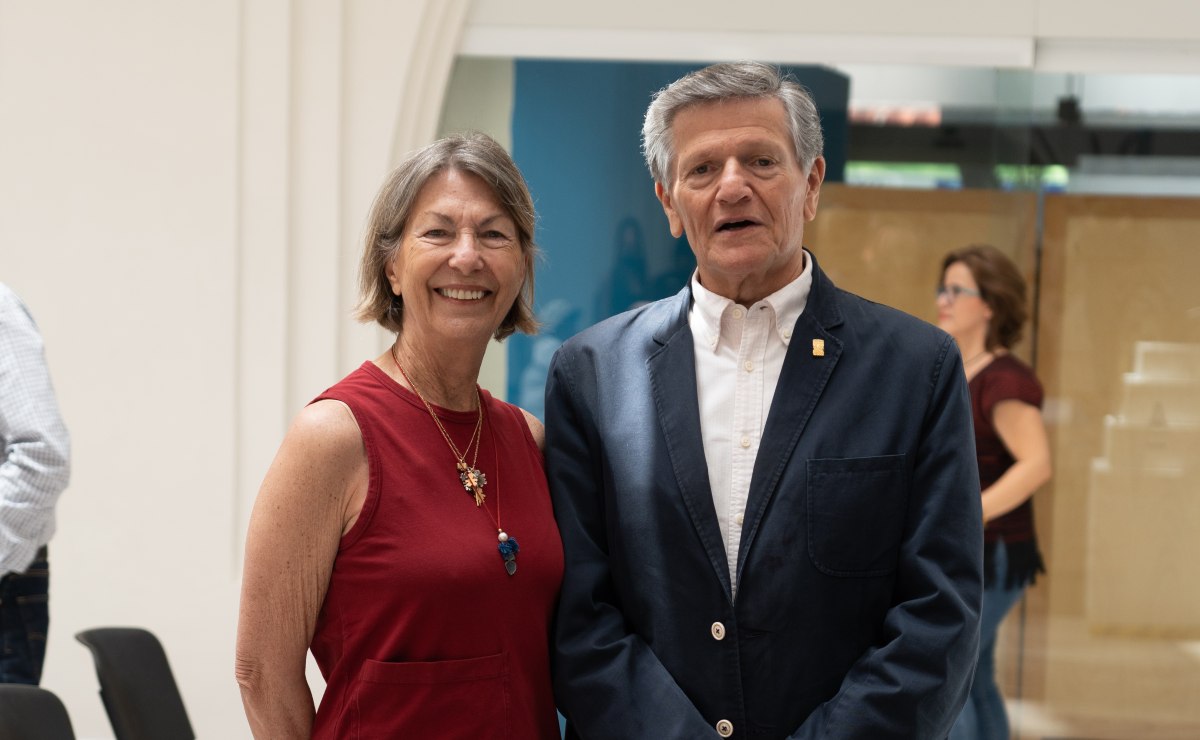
0, 547, 50, 685
950, 541, 1025, 740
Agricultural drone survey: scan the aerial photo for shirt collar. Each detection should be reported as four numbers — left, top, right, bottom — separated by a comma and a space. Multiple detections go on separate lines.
689, 249, 814, 352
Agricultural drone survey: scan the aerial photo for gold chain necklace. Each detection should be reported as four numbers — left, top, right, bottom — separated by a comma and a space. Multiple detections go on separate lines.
391, 344, 486, 506
390, 344, 520, 576
963, 349, 992, 371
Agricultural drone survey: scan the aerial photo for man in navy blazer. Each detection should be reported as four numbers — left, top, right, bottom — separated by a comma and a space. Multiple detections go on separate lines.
545, 62, 983, 739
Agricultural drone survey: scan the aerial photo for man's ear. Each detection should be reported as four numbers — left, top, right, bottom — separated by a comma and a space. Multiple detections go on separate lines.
655, 182, 685, 238
803, 156, 826, 222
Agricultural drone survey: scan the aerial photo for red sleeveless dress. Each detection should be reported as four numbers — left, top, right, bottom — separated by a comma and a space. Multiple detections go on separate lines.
308, 362, 563, 739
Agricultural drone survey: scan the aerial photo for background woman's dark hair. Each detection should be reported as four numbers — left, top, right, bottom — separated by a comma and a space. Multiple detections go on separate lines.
941, 244, 1029, 350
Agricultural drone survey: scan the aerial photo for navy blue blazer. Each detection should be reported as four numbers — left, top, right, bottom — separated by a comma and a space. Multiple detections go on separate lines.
545, 254, 983, 739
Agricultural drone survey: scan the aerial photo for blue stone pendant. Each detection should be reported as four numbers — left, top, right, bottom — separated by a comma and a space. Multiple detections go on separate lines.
497, 531, 519, 576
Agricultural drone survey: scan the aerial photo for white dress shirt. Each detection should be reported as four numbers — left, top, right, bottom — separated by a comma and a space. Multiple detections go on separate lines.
0, 283, 70, 575
689, 252, 813, 595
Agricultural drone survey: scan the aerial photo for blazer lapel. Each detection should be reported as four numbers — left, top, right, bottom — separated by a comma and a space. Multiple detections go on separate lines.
736, 258, 845, 583
648, 288, 733, 600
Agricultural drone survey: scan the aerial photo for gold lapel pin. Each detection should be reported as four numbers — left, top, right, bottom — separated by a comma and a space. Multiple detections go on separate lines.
812, 339, 825, 357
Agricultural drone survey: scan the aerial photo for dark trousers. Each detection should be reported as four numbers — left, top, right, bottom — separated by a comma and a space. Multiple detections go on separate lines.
0, 546, 49, 685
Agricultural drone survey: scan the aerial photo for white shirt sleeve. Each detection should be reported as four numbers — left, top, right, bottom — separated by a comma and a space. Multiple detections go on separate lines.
0, 284, 70, 575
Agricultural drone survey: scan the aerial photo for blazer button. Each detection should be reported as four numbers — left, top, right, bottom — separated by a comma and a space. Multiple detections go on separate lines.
716, 719, 734, 737
710, 621, 726, 640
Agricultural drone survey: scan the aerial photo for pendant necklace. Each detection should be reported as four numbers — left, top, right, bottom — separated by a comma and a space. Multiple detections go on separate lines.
480, 417, 520, 575
391, 344, 520, 576
392, 344, 486, 505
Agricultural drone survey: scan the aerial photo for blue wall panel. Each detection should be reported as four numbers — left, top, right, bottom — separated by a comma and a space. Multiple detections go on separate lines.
509, 60, 848, 416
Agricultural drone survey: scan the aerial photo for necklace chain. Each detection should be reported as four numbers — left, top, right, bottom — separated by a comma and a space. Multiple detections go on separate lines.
963, 349, 992, 368
389, 342, 519, 575
478, 419, 502, 533
391, 343, 486, 506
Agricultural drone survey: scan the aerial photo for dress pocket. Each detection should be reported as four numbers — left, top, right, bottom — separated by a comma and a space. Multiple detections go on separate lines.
352, 652, 510, 739
807, 454, 909, 577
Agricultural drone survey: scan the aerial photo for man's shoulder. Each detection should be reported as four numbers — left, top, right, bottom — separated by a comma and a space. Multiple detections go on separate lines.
826, 287, 956, 372
560, 292, 685, 355
835, 287, 949, 345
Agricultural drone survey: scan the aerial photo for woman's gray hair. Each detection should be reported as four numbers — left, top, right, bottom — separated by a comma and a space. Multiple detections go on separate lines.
642, 61, 824, 186
355, 131, 539, 340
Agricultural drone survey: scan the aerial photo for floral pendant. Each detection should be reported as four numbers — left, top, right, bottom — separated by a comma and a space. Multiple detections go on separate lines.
457, 462, 487, 506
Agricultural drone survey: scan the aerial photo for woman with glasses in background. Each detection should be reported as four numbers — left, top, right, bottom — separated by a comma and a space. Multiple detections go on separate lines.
937, 244, 1053, 740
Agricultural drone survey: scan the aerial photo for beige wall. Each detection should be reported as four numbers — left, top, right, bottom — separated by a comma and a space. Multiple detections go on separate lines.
1, 1, 1197, 737
1, 1, 467, 736
2, 3, 244, 737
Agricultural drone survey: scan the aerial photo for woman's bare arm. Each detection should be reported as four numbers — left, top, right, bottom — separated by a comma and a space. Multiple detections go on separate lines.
235, 400, 368, 739
981, 399, 1052, 522
520, 407, 546, 452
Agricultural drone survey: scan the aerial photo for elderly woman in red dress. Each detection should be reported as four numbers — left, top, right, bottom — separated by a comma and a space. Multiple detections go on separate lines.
236, 132, 563, 739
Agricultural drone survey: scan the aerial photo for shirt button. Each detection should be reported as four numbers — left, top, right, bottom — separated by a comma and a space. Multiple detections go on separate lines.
732, 307, 745, 319
716, 719, 734, 737
711, 621, 726, 640
735, 512, 744, 526
783, 328, 792, 339
743, 360, 754, 372
740, 435, 751, 448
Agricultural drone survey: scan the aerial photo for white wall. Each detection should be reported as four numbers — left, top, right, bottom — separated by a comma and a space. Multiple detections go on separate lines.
0, 0, 465, 736
1, 2, 243, 737
0, 1, 1196, 737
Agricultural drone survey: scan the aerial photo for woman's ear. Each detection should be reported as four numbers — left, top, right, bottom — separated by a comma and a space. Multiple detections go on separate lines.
385, 248, 403, 296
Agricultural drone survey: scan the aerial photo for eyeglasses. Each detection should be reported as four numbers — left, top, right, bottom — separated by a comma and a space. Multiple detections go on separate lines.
936, 284, 982, 302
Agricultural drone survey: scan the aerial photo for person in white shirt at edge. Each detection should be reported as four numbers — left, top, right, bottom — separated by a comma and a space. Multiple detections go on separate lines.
546, 61, 983, 739
0, 282, 70, 685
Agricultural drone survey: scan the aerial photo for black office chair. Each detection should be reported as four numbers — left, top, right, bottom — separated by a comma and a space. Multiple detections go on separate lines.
0, 684, 76, 739
75, 627, 195, 740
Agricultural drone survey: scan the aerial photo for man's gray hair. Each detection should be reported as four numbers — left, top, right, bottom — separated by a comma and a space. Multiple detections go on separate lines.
641, 61, 824, 186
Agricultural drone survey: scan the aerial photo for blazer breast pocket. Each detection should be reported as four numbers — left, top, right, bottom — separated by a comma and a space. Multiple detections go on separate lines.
807, 454, 909, 577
